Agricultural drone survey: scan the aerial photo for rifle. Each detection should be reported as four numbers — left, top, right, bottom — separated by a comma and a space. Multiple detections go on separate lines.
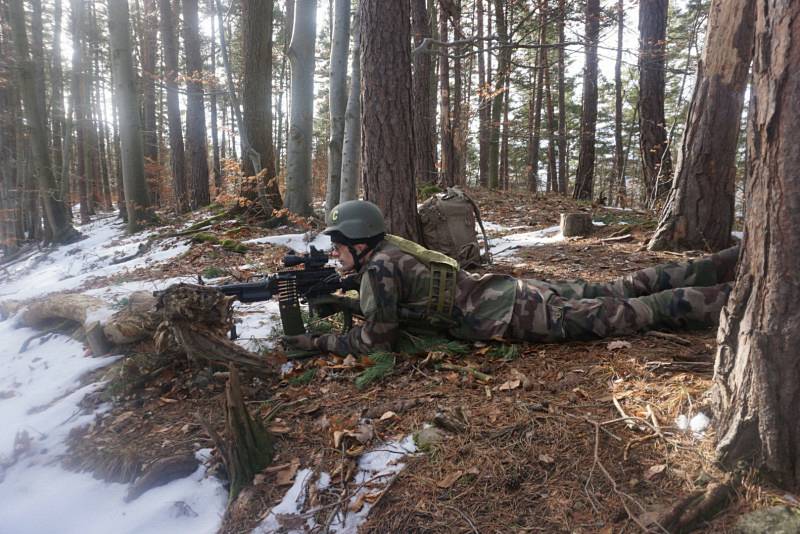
214, 246, 359, 336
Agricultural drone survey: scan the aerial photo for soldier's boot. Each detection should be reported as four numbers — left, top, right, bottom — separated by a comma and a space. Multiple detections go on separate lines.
708, 245, 740, 283
638, 283, 733, 330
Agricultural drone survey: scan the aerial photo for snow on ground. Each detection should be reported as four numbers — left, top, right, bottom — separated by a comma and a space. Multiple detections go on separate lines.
253, 435, 418, 534
0, 214, 189, 302
0, 214, 227, 534
244, 231, 331, 253
0, 210, 568, 534
489, 224, 564, 258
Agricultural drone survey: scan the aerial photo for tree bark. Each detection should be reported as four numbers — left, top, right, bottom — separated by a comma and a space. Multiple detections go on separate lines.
7, 0, 77, 243
712, 0, 800, 491
487, 0, 508, 190
438, 1, 454, 187
612, 0, 625, 207
141, 0, 159, 207
412, 0, 436, 186
339, 6, 361, 203
285, 0, 316, 216
325, 0, 350, 214
158, 0, 188, 213
649, 0, 755, 252
638, 0, 672, 207
556, 0, 567, 194
360, 0, 419, 241
476, 0, 488, 188
209, 4, 221, 192
528, 0, 547, 193
50, 0, 65, 186
241, 0, 281, 214
182, 0, 210, 209
108, 0, 154, 232
573, 0, 599, 201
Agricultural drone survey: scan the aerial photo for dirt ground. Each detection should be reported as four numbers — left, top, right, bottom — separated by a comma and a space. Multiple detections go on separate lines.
66, 190, 788, 533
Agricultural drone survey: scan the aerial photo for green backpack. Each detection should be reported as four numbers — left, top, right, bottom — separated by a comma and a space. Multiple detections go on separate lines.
418, 187, 491, 269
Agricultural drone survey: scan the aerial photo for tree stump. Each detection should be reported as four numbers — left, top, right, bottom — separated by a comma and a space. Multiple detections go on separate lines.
201, 366, 274, 504
560, 212, 593, 237
154, 283, 271, 375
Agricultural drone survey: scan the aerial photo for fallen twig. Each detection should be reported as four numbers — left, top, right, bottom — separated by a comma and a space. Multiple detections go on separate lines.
438, 362, 492, 382
645, 330, 692, 346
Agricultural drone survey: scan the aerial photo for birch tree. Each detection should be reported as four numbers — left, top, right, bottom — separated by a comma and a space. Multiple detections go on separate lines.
285, 0, 316, 216
325, 0, 349, 214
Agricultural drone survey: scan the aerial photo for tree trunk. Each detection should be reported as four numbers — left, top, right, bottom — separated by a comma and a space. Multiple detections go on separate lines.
438, 2, 454, 187
556, 0, 567, 194
339, 6, 361, 203
360, 0, 419, 241
241, 0, 281, 213
572, 0, 599, 201
158, 0, 188, 213
0, 29, 19, 253
285, 0, 316, 216
182, 0, 210, 209
476, 0, 488, 188
487, 0, 507, 190
544, 44, 557, 193
649, 0, 754, 252
528, 1, 547, 193
141, 0, 159, 207
208, 3, 221, 192
108, 0, 153, 232
325, 0, 349, 214
412, 0, 435, 186
8, 0, 77, 243
612, 0, 625, 207
712, 0, 800, 491
638, 0, 672, 208
50, 0, 65, 186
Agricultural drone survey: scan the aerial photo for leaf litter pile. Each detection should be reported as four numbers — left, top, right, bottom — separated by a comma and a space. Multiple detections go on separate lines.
61, 191, 790, 533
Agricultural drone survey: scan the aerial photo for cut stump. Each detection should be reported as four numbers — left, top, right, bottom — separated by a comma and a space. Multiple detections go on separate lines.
560, 212, 593, 237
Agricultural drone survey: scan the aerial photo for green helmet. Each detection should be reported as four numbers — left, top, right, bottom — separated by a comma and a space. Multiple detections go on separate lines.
324, 200, 386, 241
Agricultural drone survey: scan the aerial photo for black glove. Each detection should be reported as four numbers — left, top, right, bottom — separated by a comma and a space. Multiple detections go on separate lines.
282, 334, 319, 351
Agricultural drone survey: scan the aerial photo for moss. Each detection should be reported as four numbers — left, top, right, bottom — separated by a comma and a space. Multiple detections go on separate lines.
220, 239, 247, 253
201, 266, 229, 279
288, 368, 316, 385
191, 232, 219, 244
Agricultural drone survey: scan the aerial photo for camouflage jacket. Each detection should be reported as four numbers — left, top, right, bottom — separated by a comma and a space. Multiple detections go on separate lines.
315, 240, 517, 355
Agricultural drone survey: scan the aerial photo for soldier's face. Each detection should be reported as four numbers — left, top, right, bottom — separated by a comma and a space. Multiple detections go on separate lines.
332, 243, 356, 271
331, 242, 369, 272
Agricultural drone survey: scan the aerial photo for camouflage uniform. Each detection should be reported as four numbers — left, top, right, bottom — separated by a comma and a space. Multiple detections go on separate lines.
316, 240, 735, 355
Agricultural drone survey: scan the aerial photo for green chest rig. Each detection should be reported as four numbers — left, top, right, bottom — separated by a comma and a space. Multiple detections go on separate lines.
384, 234, 459, 320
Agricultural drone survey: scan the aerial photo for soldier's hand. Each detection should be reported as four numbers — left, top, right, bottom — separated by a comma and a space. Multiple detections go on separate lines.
282, 334, 318, 351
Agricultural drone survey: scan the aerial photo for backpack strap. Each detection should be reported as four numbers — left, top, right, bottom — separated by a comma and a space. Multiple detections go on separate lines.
460, 191, 492, 264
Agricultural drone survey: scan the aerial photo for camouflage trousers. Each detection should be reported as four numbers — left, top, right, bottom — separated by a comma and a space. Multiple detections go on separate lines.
507, 248, 737, 342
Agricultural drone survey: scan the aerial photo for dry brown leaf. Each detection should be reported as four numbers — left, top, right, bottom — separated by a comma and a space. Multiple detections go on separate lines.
379, 411, 396, 421
348, 493, 366, 512
276, 458, 300, 486
538, 454, 555, 464
644, 464, 667, 480
437, 470, 465, 489
498, 379, 521, 391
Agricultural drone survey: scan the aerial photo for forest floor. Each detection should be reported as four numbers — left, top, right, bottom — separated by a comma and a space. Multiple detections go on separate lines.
5, 189, 790, 533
